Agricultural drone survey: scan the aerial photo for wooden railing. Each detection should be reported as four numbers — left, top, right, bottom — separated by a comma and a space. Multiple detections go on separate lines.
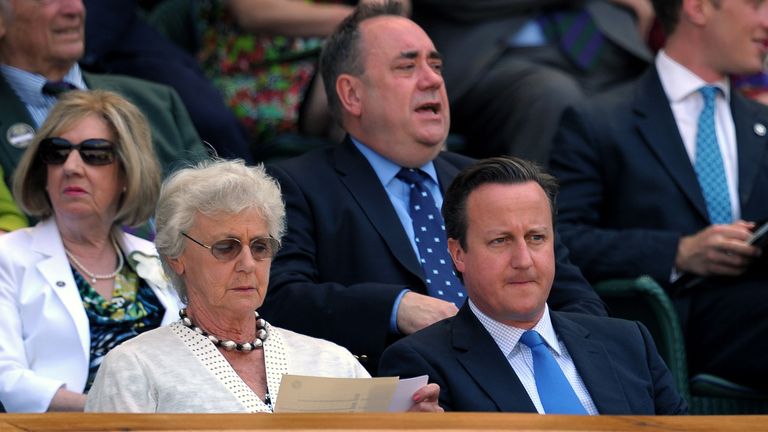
0, 412, 765, 431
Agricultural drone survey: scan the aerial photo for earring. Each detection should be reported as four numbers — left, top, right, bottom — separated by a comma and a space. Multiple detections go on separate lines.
122, 186, 127, 193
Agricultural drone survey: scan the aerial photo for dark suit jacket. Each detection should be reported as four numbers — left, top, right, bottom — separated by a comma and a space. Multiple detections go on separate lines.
0, 70, 208, 185
262, 137, 607, 373
379, 304, 687, 414
413, 0, 652, 103
550, 66, 768, 284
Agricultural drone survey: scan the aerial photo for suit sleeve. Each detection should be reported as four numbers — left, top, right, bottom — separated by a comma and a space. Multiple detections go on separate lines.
0, 170, 27, 231
261, 164, 407, 371
549, 232, 608, 316
635, 322, 688, 414
379, 339, 455, 412
550, 105, 681, 284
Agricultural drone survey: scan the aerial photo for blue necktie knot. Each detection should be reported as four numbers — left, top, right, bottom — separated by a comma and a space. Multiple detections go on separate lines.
519, 330, 587, 414
396, 168, 429, 186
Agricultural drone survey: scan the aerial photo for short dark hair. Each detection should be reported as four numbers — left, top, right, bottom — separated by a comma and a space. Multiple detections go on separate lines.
319, 0, 405, 122
651, 0, 681, 36
443, 156, 559, 249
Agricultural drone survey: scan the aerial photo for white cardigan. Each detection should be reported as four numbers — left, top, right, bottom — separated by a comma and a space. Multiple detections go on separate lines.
0, 219, 180, 412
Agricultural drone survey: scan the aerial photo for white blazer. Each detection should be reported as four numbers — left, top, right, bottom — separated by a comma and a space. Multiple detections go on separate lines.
0, 218, 180, 413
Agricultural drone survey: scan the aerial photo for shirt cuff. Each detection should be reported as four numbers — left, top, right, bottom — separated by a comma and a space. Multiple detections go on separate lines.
389, 289, 410, 334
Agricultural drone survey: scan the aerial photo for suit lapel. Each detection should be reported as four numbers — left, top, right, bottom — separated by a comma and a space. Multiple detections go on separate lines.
633, 67, 710, 222
31, 219, 90, 360
332, 138, 424, 282
552, 312, 631, 414
452, 305, 537, 412
731, 92, 768, 211
0, 75, 38, 180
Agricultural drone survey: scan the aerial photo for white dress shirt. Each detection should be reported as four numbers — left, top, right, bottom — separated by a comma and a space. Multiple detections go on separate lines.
468, 301, 599, 415
656, 50, 740, 220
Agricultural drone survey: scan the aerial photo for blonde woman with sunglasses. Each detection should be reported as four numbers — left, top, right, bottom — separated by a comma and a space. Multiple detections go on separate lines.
85, 159, 441, 413
0, 90, 180, 412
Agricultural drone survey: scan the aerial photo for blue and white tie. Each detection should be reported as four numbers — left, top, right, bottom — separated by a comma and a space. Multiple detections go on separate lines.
396, 168, 465, 306
695, 85, 733, 224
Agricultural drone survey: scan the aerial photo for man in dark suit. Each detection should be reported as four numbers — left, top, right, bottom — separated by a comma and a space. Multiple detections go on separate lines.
379, 156, 687, 414
549, 0, 768, 390
0, 0, 208, 187
412, 0, 653, 164
262, 1, 606, 374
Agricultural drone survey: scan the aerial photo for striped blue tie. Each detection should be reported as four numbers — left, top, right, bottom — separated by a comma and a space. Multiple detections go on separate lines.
519, 330, 587, 414
695, 86, 732, 224
396, 168, 466, 307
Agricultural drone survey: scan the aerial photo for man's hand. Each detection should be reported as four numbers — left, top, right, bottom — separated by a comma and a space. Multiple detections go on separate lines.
407, 383, 443, 412
397, 292, 458, 335
676, 220, 761, 277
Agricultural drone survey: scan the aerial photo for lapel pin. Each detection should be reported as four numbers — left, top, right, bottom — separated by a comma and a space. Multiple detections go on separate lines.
56, 281, 65, 287
754, 123, 767, 137
6, 123, 36, 149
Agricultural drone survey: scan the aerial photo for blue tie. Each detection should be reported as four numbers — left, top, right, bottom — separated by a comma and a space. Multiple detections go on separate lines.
396, 168, 465, 306
519, 330, 587, 414
695, 85, 733, 224
42, 80, 76, 98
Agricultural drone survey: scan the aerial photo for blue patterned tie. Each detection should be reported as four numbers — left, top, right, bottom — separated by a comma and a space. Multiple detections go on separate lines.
695, 86, 732, 224
519, 330, 587, 414
396, 168, 465, 306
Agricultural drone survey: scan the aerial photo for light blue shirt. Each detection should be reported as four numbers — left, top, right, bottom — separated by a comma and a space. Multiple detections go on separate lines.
0, 64, 87, 128
507, 19, 548, 47
469, 301, 599, 415
351, 137, 443, 334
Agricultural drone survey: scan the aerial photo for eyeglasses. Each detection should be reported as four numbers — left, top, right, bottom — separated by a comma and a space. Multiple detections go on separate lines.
182, 232, 280, 262
39, 137, 116, 166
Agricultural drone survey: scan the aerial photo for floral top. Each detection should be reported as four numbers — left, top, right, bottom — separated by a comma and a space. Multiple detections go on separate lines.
74, 250, 165, 391
196, 0, 348, 145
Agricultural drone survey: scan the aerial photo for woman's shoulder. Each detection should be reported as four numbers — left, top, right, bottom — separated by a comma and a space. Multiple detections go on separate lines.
271, 325, 369, 378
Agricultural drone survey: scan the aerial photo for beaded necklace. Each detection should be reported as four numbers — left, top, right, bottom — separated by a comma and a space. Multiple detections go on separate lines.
179, 308, 268, 352
64, 236, 124, 284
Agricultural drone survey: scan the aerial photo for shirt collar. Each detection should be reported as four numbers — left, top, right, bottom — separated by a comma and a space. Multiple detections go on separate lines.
469, 299, 561, 357
656, 50, 730, 103
0, 63, 87, 107
351, 135, 439, 187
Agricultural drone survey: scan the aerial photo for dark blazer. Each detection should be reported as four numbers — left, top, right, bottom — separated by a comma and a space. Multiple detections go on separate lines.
0, 70, 208, 185
262, 137, 607, 373
379, 304, 688, 414
550, 66, 768, 287
413, 0, 653, 103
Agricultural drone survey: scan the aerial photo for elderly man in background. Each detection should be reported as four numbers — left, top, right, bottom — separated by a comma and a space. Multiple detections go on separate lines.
0, 0, 207, 189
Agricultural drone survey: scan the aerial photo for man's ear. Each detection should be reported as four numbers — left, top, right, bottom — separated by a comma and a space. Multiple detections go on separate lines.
447, 238, 466, 274
682, 0, 709, 27
336, 74, 363, 117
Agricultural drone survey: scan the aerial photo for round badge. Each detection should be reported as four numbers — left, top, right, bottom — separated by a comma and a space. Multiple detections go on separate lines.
56, 281, 65, 287
6, 123, 36, 149
754, 123, 767, 137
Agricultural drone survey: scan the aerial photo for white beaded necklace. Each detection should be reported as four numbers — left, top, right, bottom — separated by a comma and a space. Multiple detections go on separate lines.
64, 236, 124, 284
180, 308, 268, 352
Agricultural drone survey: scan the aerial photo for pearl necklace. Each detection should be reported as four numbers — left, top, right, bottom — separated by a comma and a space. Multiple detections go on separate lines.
64, 236, 124, 284
179, 308, 268, 352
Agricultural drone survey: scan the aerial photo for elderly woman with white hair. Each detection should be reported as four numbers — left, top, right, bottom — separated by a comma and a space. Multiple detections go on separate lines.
85, 159, 441, 413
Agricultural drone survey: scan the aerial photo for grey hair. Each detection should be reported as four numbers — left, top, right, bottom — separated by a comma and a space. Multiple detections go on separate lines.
154, 159, 286, 302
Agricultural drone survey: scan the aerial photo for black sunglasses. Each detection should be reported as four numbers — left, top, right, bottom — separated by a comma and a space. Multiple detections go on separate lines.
182, 232, 280, 262
39, 137, 116, 166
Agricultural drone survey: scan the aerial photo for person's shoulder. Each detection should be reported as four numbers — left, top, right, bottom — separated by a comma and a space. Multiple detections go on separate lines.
436, 150, 476, 169
83, 71, 178, 101
554, 310, 646, 341
275, 325, 348, 353
388, 314, 456, 353
112, 325, 177, 355
268, 145, 335, 173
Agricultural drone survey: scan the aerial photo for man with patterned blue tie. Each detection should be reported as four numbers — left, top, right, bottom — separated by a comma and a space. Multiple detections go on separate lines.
379, 156, 687, 414
261, 1, 607, 375
549, 0, 768, 391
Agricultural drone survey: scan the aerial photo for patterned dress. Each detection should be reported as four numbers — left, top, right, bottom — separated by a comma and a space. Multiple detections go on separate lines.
196, 0, 348, 145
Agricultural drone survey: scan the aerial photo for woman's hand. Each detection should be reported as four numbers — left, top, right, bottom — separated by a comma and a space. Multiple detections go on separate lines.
407, 383, 443, 412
